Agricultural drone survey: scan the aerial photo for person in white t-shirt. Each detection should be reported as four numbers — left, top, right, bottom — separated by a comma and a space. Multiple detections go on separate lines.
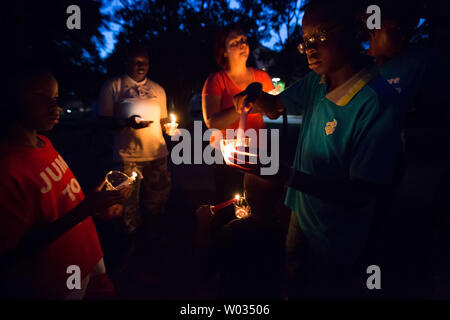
98, 47, 173, 257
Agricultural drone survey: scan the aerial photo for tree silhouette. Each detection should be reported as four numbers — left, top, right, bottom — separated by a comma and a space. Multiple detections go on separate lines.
102, 0, 277, 123
3, 0, 106, 102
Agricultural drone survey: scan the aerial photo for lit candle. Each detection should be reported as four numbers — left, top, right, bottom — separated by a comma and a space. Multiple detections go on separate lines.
236, 109, 248, 145
220, 140, 236, 165
164, 113, 179, 136
233, 194, 250, 219
115, 171, 138, 190
220, 138, 255, 166
211, 194, 240, 213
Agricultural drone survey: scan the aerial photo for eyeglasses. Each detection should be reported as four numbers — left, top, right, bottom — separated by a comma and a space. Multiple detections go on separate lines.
297, 33, 327, 54
297, 24, 340, 54
229, 37, 248, 49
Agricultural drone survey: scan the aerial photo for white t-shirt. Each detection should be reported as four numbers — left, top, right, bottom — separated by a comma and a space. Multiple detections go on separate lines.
98, 75, 169, 162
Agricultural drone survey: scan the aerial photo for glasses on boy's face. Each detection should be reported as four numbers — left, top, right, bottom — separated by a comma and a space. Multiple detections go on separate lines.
297, 24, 340, 54
228, 37, 248, 49
297, 33, 327, 54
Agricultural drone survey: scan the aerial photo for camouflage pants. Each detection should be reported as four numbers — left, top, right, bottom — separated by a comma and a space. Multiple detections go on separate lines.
115, 157, 171, 234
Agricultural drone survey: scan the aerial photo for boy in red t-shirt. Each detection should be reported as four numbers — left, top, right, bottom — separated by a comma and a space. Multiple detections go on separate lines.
0, 69, 124, 299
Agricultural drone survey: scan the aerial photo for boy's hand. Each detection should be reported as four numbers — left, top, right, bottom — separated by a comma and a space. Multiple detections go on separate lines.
226, 148, 291, 185
233, 82, 263, 115
80, 179, 126, 219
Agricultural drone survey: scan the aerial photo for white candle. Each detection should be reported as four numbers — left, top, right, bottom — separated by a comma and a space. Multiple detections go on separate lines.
236, 109, 248, 145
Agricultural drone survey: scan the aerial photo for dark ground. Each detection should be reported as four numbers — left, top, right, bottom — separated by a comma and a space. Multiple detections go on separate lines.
47, 110, 450, 300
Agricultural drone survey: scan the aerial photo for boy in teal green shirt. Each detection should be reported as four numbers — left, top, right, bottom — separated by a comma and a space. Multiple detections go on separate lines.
367, 0, 449, 166
231, 0, 402, 298
282, 62, 401, 267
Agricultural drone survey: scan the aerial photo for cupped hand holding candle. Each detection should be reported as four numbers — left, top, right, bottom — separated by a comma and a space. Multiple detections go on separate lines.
164, 113, 179, 136
105, 170, 140, 199
220, 138, 255, 166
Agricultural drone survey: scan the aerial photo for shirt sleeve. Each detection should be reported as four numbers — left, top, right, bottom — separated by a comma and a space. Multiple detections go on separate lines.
202, 73, 223, 97
255, 70, 275, 93
280, 71, 317, 115
157, 84, 168, 119
0, 176, 34, 255
350, 97, 403, 184
98, 79, 115, 117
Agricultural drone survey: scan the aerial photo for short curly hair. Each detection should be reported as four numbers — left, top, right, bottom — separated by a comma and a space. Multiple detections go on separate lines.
214, 23, 247, 70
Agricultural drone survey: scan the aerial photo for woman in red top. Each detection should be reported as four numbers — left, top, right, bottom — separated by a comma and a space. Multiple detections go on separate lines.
202, 24, 274, 216
0, 69, 124, 299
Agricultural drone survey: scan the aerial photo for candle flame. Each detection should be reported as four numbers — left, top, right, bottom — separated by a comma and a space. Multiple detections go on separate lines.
235, 194, 240, 200
221, 139, 257, 165
222, 143, 235, 165
131, 171, 138, 180
170, 113, 176, 124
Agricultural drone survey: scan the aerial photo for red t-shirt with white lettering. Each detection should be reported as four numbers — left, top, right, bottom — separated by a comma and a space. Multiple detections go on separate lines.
0, 135, 104, 298
202, 68, 274, 148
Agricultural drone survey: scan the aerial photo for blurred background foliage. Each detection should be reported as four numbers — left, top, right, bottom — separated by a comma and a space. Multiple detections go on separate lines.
1, 0, 448, 119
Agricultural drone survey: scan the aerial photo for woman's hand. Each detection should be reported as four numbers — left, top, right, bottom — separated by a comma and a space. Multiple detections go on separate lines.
226, 147, 291, 185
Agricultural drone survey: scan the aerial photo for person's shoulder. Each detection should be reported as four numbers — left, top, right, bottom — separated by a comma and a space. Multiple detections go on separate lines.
105, 75, 122, 86
305, 70, 322, 83
38, 134, 54, 147
100, 76, 122, 93
362, 75, 401, 113
203, 70, 226, 94
148, 79, 165, 93
251, 68, 270, 78
206, 70, 226, 83
366, 74, 399, 100
0, 144, 22, 179
287, 71, 321, 90
293, 71, 321, 86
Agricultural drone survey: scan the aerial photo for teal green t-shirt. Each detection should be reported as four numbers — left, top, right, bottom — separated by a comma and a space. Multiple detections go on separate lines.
379, 47, 448, 113
379, 47, 449, 164
281, 69, 402, 265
